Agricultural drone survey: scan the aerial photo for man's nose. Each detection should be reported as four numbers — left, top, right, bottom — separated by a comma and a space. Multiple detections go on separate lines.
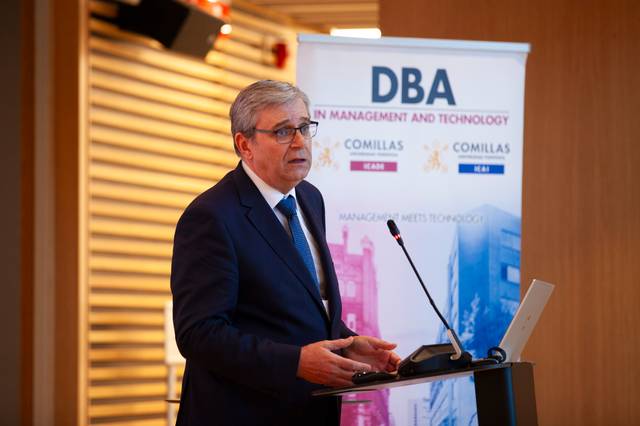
289, 129, 306, 147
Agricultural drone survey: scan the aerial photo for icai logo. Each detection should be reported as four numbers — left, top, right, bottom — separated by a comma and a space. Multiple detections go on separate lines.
423, 141, 449, 173
313, 139, 340, 170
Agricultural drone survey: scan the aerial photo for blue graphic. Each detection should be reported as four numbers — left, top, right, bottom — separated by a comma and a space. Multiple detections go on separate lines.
458, 164, 505, 174
428, 205, 521, 426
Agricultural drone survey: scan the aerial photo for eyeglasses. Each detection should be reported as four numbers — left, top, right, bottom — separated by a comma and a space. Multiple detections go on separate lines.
253, 121, 319, 144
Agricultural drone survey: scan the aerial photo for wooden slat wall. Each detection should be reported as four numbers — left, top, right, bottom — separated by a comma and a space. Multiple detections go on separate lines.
86, 1, 298, 424
240, 0, 379, 32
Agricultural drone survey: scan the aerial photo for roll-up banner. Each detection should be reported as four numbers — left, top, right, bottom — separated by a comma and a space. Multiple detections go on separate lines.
297, 34, 530, 426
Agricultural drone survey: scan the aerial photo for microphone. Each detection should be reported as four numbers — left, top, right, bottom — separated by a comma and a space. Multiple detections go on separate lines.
386, 220, 471, 376
387, 219, 404, 245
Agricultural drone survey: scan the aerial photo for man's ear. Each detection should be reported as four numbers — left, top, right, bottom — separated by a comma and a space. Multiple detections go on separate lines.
234, 132, 253, 160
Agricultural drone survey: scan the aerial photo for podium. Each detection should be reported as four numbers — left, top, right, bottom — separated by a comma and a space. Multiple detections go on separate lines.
313, 362, 538, 426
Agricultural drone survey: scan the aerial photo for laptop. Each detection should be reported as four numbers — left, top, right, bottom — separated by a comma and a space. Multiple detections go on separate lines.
499, 279, 555, 362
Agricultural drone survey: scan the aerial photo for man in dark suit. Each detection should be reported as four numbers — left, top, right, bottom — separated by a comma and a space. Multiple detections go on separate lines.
171, 80, 400, 425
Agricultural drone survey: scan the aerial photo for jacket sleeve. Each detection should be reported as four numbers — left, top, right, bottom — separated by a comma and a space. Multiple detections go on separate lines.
170, 202, 301, 398
339, 320, 358, 338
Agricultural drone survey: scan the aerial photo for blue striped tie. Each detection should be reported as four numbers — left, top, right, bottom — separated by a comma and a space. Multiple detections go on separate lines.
276, 195, 319, 288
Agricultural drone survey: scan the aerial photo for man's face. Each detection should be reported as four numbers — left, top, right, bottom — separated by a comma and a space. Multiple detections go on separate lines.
239, 98, 312, 193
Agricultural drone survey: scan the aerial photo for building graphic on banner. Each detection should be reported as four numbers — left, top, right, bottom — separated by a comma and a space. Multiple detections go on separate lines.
328, 226, 392, 426
428, 205, 521, 425
408, 398, 430, 426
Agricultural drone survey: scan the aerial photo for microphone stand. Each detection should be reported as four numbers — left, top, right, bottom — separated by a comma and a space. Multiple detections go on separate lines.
387, 220, 471, 375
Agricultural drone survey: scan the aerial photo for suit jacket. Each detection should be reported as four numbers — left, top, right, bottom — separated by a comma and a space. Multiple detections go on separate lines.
171, 162, 354, 426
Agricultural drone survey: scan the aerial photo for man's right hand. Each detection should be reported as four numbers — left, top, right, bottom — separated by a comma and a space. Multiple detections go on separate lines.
296, 337, 372, 387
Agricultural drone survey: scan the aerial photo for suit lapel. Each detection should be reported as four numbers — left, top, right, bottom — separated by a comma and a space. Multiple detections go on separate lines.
296, 185, 342, 328
232, 164, 328, 321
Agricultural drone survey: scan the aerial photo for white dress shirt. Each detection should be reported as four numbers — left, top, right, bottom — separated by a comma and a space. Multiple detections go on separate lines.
242, 162, 329, 309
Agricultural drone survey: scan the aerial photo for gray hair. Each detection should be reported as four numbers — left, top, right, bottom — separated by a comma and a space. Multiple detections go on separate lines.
229, 80, 310, 155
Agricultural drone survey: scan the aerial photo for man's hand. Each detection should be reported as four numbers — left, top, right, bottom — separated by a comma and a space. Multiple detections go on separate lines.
343, 336, 402, 373
297, 337, 372, 387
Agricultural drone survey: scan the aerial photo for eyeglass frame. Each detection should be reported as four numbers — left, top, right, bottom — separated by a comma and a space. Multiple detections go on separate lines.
251, 120, 319, 144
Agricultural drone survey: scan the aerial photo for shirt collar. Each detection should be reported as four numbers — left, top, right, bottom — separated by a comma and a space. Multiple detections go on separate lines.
242, 161, 295, 209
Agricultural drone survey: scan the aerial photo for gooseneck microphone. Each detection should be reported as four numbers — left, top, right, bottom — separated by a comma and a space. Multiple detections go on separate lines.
386, 219, 404, 245
386, 220, 471, 375
387, 220, 451, 334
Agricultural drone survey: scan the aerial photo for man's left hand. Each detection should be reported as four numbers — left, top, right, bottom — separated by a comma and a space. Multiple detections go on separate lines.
343, 336, 402, 372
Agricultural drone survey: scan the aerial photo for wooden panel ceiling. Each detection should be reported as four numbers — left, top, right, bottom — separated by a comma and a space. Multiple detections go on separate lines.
237, 0, 379, 32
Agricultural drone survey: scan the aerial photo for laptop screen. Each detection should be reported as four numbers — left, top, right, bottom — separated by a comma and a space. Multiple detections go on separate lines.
499, 279, 555, 362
